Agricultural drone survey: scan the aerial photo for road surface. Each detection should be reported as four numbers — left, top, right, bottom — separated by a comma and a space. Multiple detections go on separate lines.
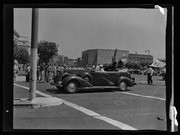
13, 74, 166, 130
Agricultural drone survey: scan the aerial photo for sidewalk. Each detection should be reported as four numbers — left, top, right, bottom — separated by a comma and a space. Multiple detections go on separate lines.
15, 75, 26, 82
14, 75, 63, 108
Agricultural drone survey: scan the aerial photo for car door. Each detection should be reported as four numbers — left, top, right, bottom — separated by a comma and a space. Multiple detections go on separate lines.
91, 71, 115, 86
103, 71, 120, 85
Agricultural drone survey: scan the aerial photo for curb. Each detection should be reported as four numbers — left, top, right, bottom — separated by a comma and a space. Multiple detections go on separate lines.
14, 97, 63, 108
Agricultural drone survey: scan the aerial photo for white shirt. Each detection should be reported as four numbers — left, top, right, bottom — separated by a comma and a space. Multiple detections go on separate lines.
95, 65, 100, 71
147, 68, 154, 76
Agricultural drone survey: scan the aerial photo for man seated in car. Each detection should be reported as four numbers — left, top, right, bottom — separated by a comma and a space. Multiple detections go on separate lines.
99, 64, 105, 72
104, 57, 117, 71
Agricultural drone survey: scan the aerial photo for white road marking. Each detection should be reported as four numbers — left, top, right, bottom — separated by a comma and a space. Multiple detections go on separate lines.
63, 100, 137, 130
136, 80, 165, 84
14, 83, 137, 130
14, 83, 52, 97
118, 91, 166, 101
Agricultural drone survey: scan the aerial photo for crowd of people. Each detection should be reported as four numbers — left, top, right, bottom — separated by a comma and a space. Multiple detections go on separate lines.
15, 53, 164, 85
24, 56, 127, 83
25, 63, 66, 83
13, 60, 19, 82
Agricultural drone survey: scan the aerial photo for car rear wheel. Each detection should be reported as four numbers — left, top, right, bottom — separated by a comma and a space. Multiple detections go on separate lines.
119, 81, 127, 91
64, 81, 79, 93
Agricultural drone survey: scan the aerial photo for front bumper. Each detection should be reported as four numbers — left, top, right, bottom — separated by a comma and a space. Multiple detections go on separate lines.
50, 81, 63, 87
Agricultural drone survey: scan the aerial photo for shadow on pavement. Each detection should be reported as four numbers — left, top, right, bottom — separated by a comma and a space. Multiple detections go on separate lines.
137, 83, 165, 86
46, 88, 64, 94
46, 87, 133, 94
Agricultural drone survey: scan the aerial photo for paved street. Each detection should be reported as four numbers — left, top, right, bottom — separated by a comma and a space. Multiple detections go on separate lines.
13, 74, 166, 130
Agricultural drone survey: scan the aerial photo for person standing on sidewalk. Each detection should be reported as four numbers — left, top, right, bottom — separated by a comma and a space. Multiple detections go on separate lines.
39, 63, 45, 82
52, 65, 57, 78
25, 64, 30, 82
46, 64, 52, 82
37, 65, 40, 82
146, 65, 154, 85
14, 60, 19, 82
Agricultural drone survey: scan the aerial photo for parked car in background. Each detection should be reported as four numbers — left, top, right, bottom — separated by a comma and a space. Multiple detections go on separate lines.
50, 68, 136, 93
128, 69, 142, 75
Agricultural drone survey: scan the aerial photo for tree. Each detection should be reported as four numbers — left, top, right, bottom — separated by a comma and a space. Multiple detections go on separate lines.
14, 46, 30, 64
140, 62, 149, 69
38, 40, 59, 65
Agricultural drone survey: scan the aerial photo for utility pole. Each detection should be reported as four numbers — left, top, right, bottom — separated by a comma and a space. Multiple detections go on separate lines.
29, 8, 39, 101
171, 6, 175, 132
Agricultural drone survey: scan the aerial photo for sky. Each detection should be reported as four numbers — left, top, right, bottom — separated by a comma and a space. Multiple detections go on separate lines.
14, 8, 167, 60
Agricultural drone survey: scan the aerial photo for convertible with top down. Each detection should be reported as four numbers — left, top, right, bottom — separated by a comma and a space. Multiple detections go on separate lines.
50, 68, 136, 93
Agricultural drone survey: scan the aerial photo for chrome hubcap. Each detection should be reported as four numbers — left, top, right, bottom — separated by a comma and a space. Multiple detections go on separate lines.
67, 82, 76, 92
119, 82, 126, 91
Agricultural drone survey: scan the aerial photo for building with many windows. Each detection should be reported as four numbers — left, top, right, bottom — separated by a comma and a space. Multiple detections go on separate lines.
128, 53, 153, 64
14, 30, 31, 54
82, 49, 153, 67
18, 36, 31, 54
82, 49, 129, 67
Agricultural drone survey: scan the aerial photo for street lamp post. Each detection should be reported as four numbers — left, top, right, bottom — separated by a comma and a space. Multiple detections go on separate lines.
29, 8, 39, 101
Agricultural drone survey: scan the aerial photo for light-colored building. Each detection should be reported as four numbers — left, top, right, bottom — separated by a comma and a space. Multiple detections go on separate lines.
18, 36, 31, 54
50, 55, 78, 67
128, 53, 153, 64
82, 49, 129, 67
49, 55, 65, 66
14, 30, 20, 46
14, 30, 31, 54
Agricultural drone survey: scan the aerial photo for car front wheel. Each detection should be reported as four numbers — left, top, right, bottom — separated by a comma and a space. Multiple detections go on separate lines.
119, 81, 127, 91
64, 81, 79, 93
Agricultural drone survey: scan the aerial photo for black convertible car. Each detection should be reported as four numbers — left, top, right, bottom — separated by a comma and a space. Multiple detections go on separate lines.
50, 68, 136, 93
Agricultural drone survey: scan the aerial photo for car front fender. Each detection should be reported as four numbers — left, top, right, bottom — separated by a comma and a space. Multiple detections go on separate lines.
62, 75, 92, 87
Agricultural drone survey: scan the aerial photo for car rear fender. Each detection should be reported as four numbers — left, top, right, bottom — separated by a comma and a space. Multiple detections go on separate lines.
116, 76, 134, 87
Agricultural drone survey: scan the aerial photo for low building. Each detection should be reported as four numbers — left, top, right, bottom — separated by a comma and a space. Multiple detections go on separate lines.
49, 55, 78, 67
49, 55, 65, 66
67, 59, 76, 67
128, 53, 153, 64
82, 49, 129, 67
77, 57, 83, 67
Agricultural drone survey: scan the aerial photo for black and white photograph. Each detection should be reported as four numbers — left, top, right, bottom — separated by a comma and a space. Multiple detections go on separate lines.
3, 4, 177, 132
